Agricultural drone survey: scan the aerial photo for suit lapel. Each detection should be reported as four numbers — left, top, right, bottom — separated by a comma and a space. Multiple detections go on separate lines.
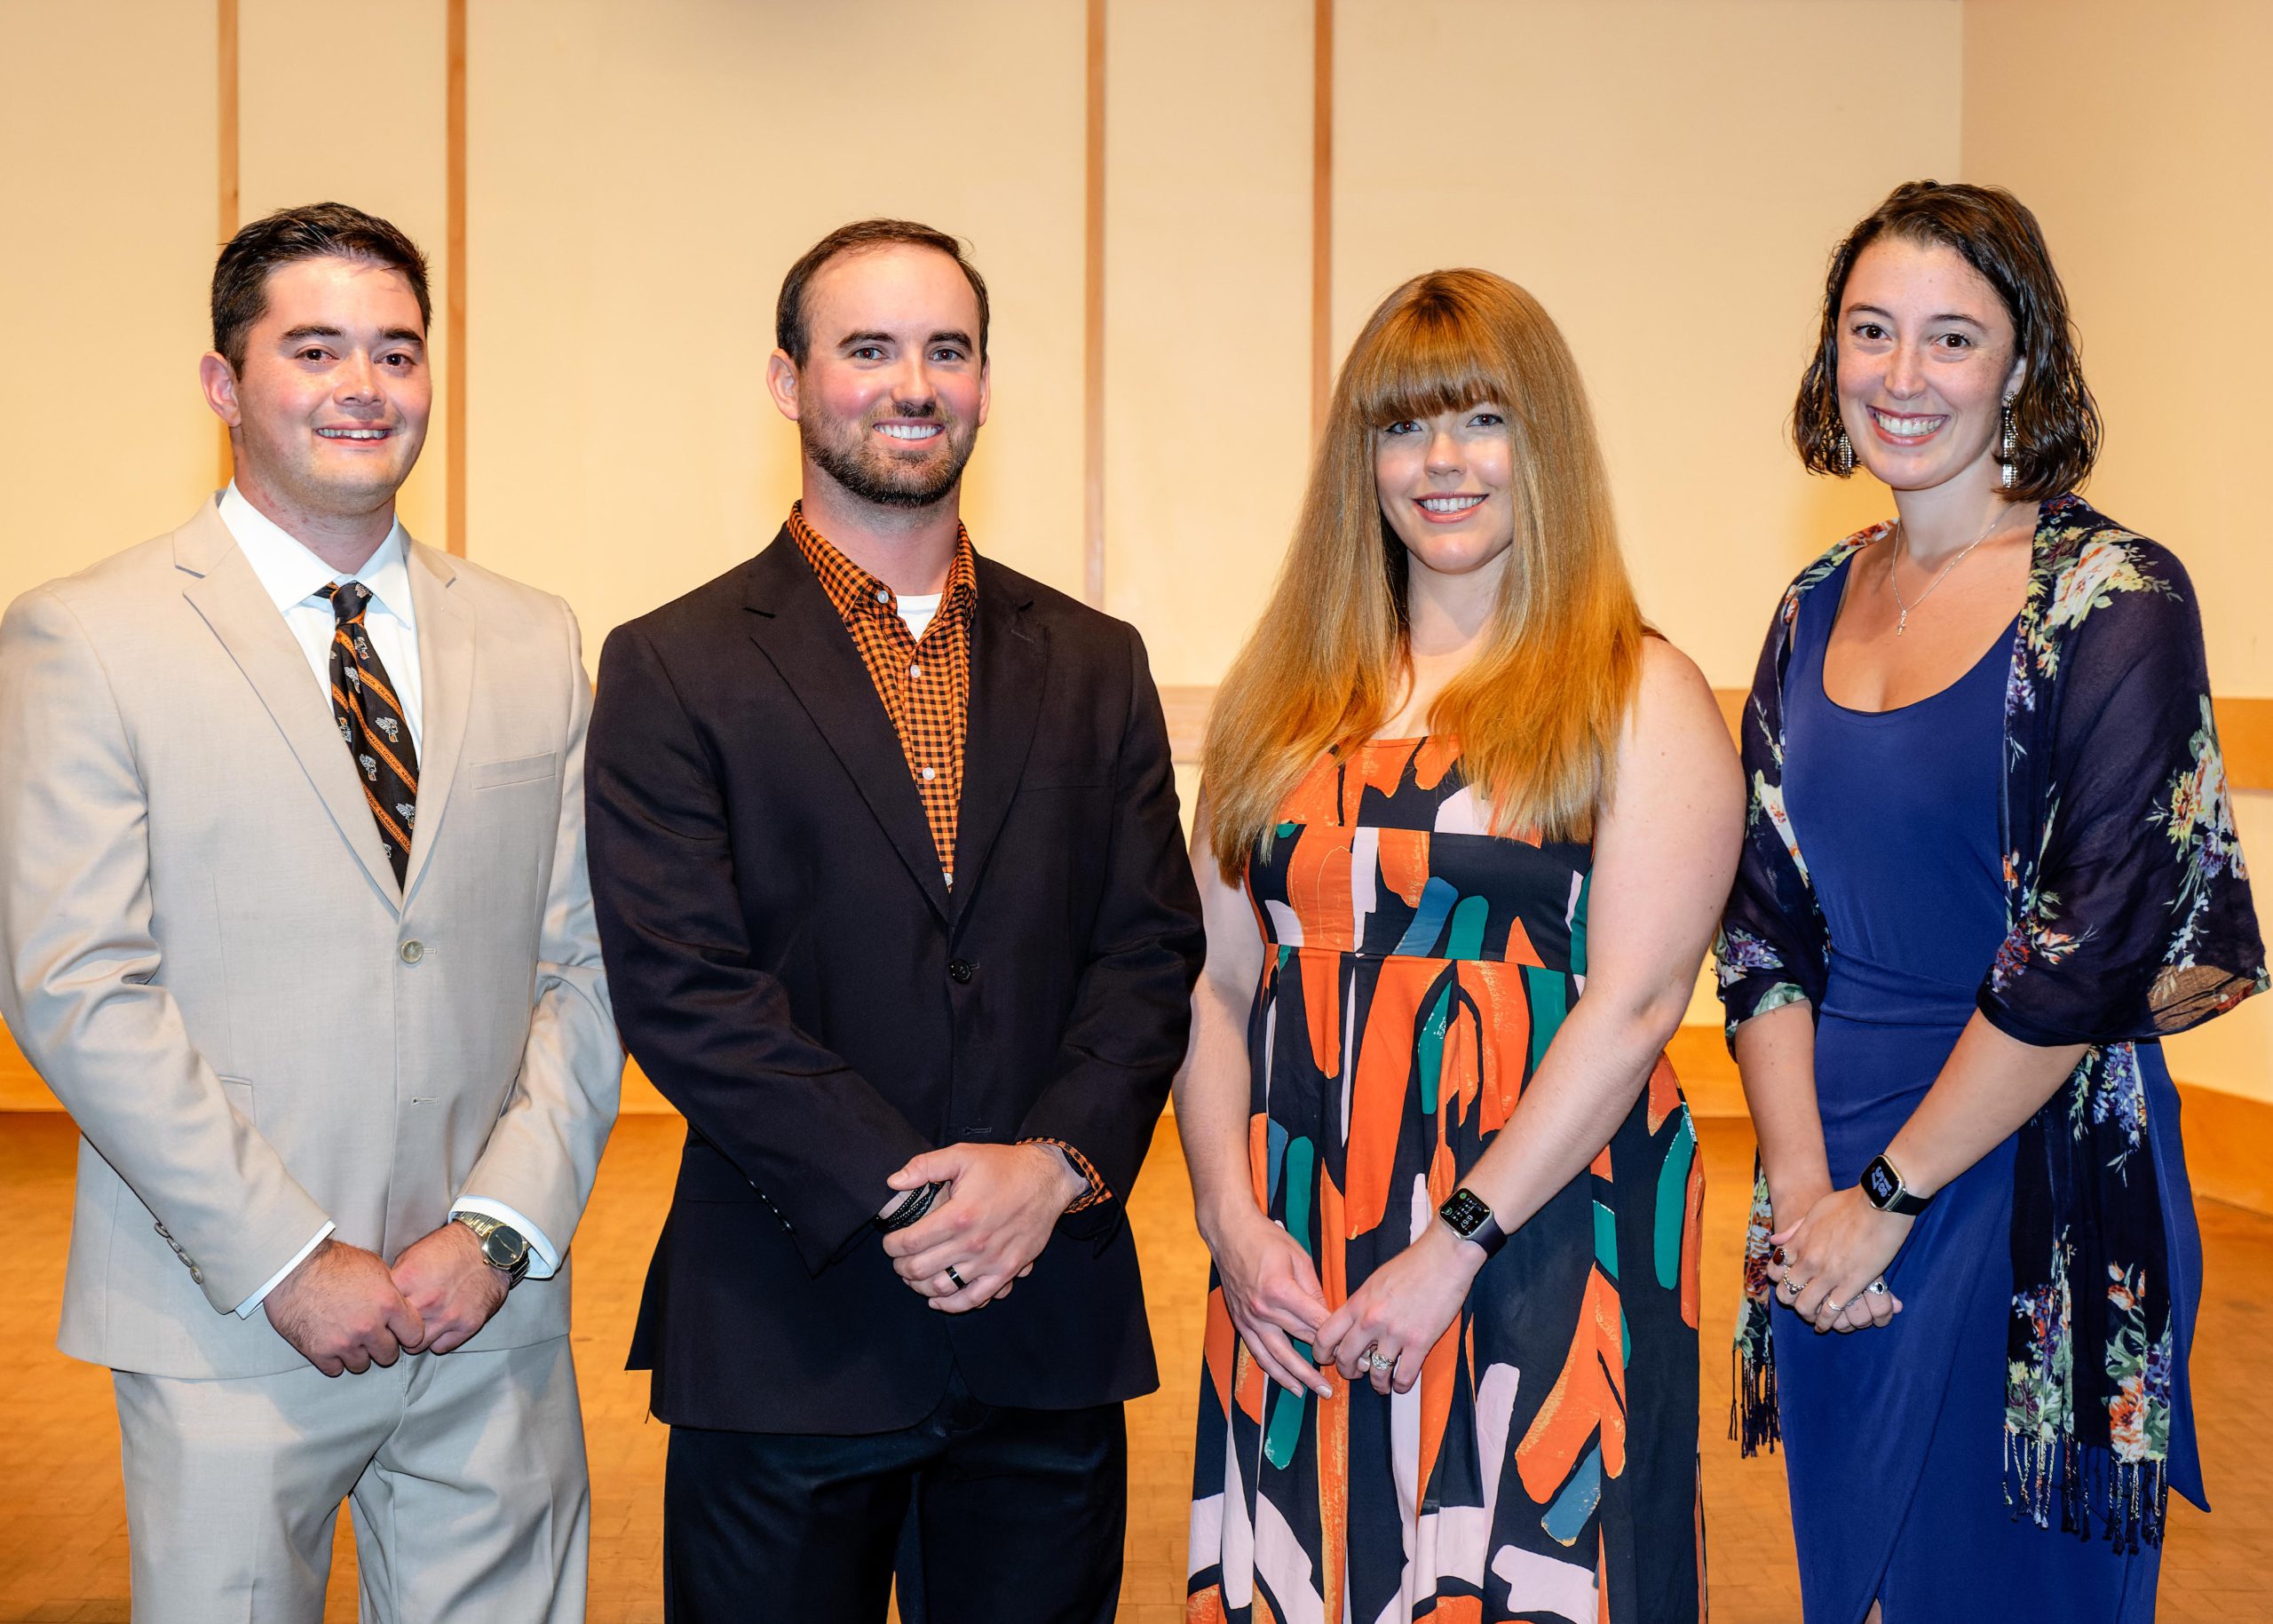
400, 542, 473, 904
948, 562, 1046, 923
174, 503, 400, 911
743, 533, 950, 923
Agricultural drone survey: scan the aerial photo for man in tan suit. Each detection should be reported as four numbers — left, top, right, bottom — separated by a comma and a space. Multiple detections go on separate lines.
0, 202, 620, 1621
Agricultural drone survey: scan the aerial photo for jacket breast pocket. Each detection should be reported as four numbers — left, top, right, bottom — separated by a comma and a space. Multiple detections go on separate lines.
218, 1075, 255, 1126
1023, 754, 1110, 790
470, 751, 559, 790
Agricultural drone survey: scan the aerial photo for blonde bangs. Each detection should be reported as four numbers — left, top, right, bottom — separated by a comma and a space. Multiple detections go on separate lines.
1203, 268, 1645, 884
1343, 297, 1505, 432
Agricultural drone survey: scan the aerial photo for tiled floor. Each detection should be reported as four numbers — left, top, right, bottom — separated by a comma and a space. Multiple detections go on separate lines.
2, 1110, 2267, 1621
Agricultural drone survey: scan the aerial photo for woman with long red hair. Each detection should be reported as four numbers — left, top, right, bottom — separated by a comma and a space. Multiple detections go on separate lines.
1180, 268, 1738, 1623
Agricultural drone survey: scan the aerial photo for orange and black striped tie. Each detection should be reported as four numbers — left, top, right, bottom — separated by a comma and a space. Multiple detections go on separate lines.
320, 582, 419, 887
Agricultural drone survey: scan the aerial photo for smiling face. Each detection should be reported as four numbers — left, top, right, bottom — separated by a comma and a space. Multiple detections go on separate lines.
1373, 402, 1519, 582
202, 255, 431, 522
1836, 235, 2024, 495
768, 243, 988, 511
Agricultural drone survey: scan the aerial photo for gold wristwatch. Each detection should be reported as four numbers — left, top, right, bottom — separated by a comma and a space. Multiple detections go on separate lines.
451, 1212, 531, 1286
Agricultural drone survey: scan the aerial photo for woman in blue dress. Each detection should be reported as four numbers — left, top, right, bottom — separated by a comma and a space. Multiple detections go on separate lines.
1716, 180, 2267, 1622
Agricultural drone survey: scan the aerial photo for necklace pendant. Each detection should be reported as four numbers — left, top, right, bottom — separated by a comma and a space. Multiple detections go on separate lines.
1895, 609, 1908, 638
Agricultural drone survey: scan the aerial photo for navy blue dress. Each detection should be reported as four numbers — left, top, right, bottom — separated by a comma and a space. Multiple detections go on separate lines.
1771, 558, 2205, 1623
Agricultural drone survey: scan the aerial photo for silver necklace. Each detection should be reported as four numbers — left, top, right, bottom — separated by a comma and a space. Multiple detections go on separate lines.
1886, 507, 2006, 637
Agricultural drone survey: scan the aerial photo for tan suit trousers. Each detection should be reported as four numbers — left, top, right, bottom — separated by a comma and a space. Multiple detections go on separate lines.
113, 1335, 589, 1623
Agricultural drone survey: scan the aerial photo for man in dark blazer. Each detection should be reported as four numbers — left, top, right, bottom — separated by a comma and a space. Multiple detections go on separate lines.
584, 218, 1205, 1621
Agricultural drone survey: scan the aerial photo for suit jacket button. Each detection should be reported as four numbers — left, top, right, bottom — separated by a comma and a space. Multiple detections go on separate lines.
947, 958, 974, 984
400, 940, 425, 965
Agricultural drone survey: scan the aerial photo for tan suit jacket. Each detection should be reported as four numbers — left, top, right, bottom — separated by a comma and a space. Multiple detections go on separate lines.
0, 499, 621, 1380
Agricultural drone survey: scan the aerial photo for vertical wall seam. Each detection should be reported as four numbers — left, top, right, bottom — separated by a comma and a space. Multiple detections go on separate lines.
215, 0, 239, 487
1311, 0, 1334, 441
446, 0, 468, 558
1082, 0, 1108, 607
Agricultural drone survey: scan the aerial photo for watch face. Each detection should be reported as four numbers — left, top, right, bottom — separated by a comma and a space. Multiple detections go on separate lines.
1864, 1158, 1900, 1208
480, 1226, 527, 1269
1438, 1188, 1492, 1238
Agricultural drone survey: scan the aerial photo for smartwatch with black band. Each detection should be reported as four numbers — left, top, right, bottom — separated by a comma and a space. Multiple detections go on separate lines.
1437, 1186, 1509, 1257
1861, 1153, 1933, 1216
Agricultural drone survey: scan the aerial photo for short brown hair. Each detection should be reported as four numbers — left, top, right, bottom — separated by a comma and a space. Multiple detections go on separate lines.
1794, 180, 2100, 499
211, 202, 432, 371
775, 219, 990, 365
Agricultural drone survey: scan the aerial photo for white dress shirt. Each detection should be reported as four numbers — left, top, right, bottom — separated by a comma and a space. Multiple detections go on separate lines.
215, 486, 559, 1317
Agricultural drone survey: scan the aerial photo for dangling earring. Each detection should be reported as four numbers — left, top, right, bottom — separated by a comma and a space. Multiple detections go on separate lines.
2000, 396, 2018, 490
1836, 429, 1854, 474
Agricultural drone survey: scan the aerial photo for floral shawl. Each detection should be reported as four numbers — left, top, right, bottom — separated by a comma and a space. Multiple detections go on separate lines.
1715, 493, 2266, 1549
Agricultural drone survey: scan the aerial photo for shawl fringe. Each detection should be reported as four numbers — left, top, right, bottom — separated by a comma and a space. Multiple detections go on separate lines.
2005, 1431, 2167, 1553
1730, 1341, 1779, 1457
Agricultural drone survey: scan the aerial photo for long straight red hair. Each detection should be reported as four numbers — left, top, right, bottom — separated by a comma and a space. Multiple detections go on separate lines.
1202, 268, 1643, 883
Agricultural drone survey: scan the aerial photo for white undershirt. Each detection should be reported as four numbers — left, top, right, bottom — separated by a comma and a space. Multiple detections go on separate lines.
214, 485, 558, 1317
898, 591, 942, 644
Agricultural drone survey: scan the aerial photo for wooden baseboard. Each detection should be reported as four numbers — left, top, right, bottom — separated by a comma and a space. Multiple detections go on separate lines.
2174, 1081, 2273, 1214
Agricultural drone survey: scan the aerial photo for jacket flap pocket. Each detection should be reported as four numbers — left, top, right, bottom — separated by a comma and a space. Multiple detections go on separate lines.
470, 751, 560, 790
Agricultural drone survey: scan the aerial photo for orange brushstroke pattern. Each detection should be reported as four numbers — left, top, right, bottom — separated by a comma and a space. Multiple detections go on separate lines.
1286, 827, 1355, 954
1204, 1285, 1236, 1419
1298, 948, 1342, 1078
1235, 1339, 1267, 1425
1514, 1267, 1628, 1503
1319, 1371, 1349, 1624
1343, 971, 1422, 1235
1680, 1149, 1705, 1329
1456, 961, 1527, 1129
1379, 827, 1432, 906
1413, 733, 1461, 788
1645, 1050, 1681, 1135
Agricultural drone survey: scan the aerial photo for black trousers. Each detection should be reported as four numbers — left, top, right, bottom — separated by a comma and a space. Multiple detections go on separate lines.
662, 1367, 1127, 1623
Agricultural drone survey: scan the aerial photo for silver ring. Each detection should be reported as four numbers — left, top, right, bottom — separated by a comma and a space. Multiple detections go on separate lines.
945, 1264, 966, 1290
1865, 1278, 1890, 1296
1365, 1349, 1393, 1374
1824, 1296, 1849, 1315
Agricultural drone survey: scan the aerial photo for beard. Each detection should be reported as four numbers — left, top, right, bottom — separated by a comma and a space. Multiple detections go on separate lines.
801, 401, 977, 511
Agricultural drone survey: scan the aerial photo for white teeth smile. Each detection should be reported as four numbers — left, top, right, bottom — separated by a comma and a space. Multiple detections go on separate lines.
1418, 495, 1485, 513
318, 428, 388, 440
879, 424, 942, 440
1868, 408, 1944, 438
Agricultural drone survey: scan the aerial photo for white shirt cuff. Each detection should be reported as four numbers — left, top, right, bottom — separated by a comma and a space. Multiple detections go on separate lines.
449, 1199, 560, 1279
234, 1222, 336, 1318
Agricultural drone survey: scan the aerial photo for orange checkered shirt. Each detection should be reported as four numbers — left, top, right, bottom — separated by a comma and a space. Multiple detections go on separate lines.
788, 503, 1108, 1216
789, 502, 977, 888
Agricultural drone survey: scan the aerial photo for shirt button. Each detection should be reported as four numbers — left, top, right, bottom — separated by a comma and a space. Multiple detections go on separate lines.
400, 940, 425, 965
947, 958, 975, 984
875, 588, 891, 605
920, 766, 937, 781
910, 663, 923, 678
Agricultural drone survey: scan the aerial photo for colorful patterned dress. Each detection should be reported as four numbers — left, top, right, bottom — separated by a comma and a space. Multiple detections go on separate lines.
1186, 738, 1705, 1624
